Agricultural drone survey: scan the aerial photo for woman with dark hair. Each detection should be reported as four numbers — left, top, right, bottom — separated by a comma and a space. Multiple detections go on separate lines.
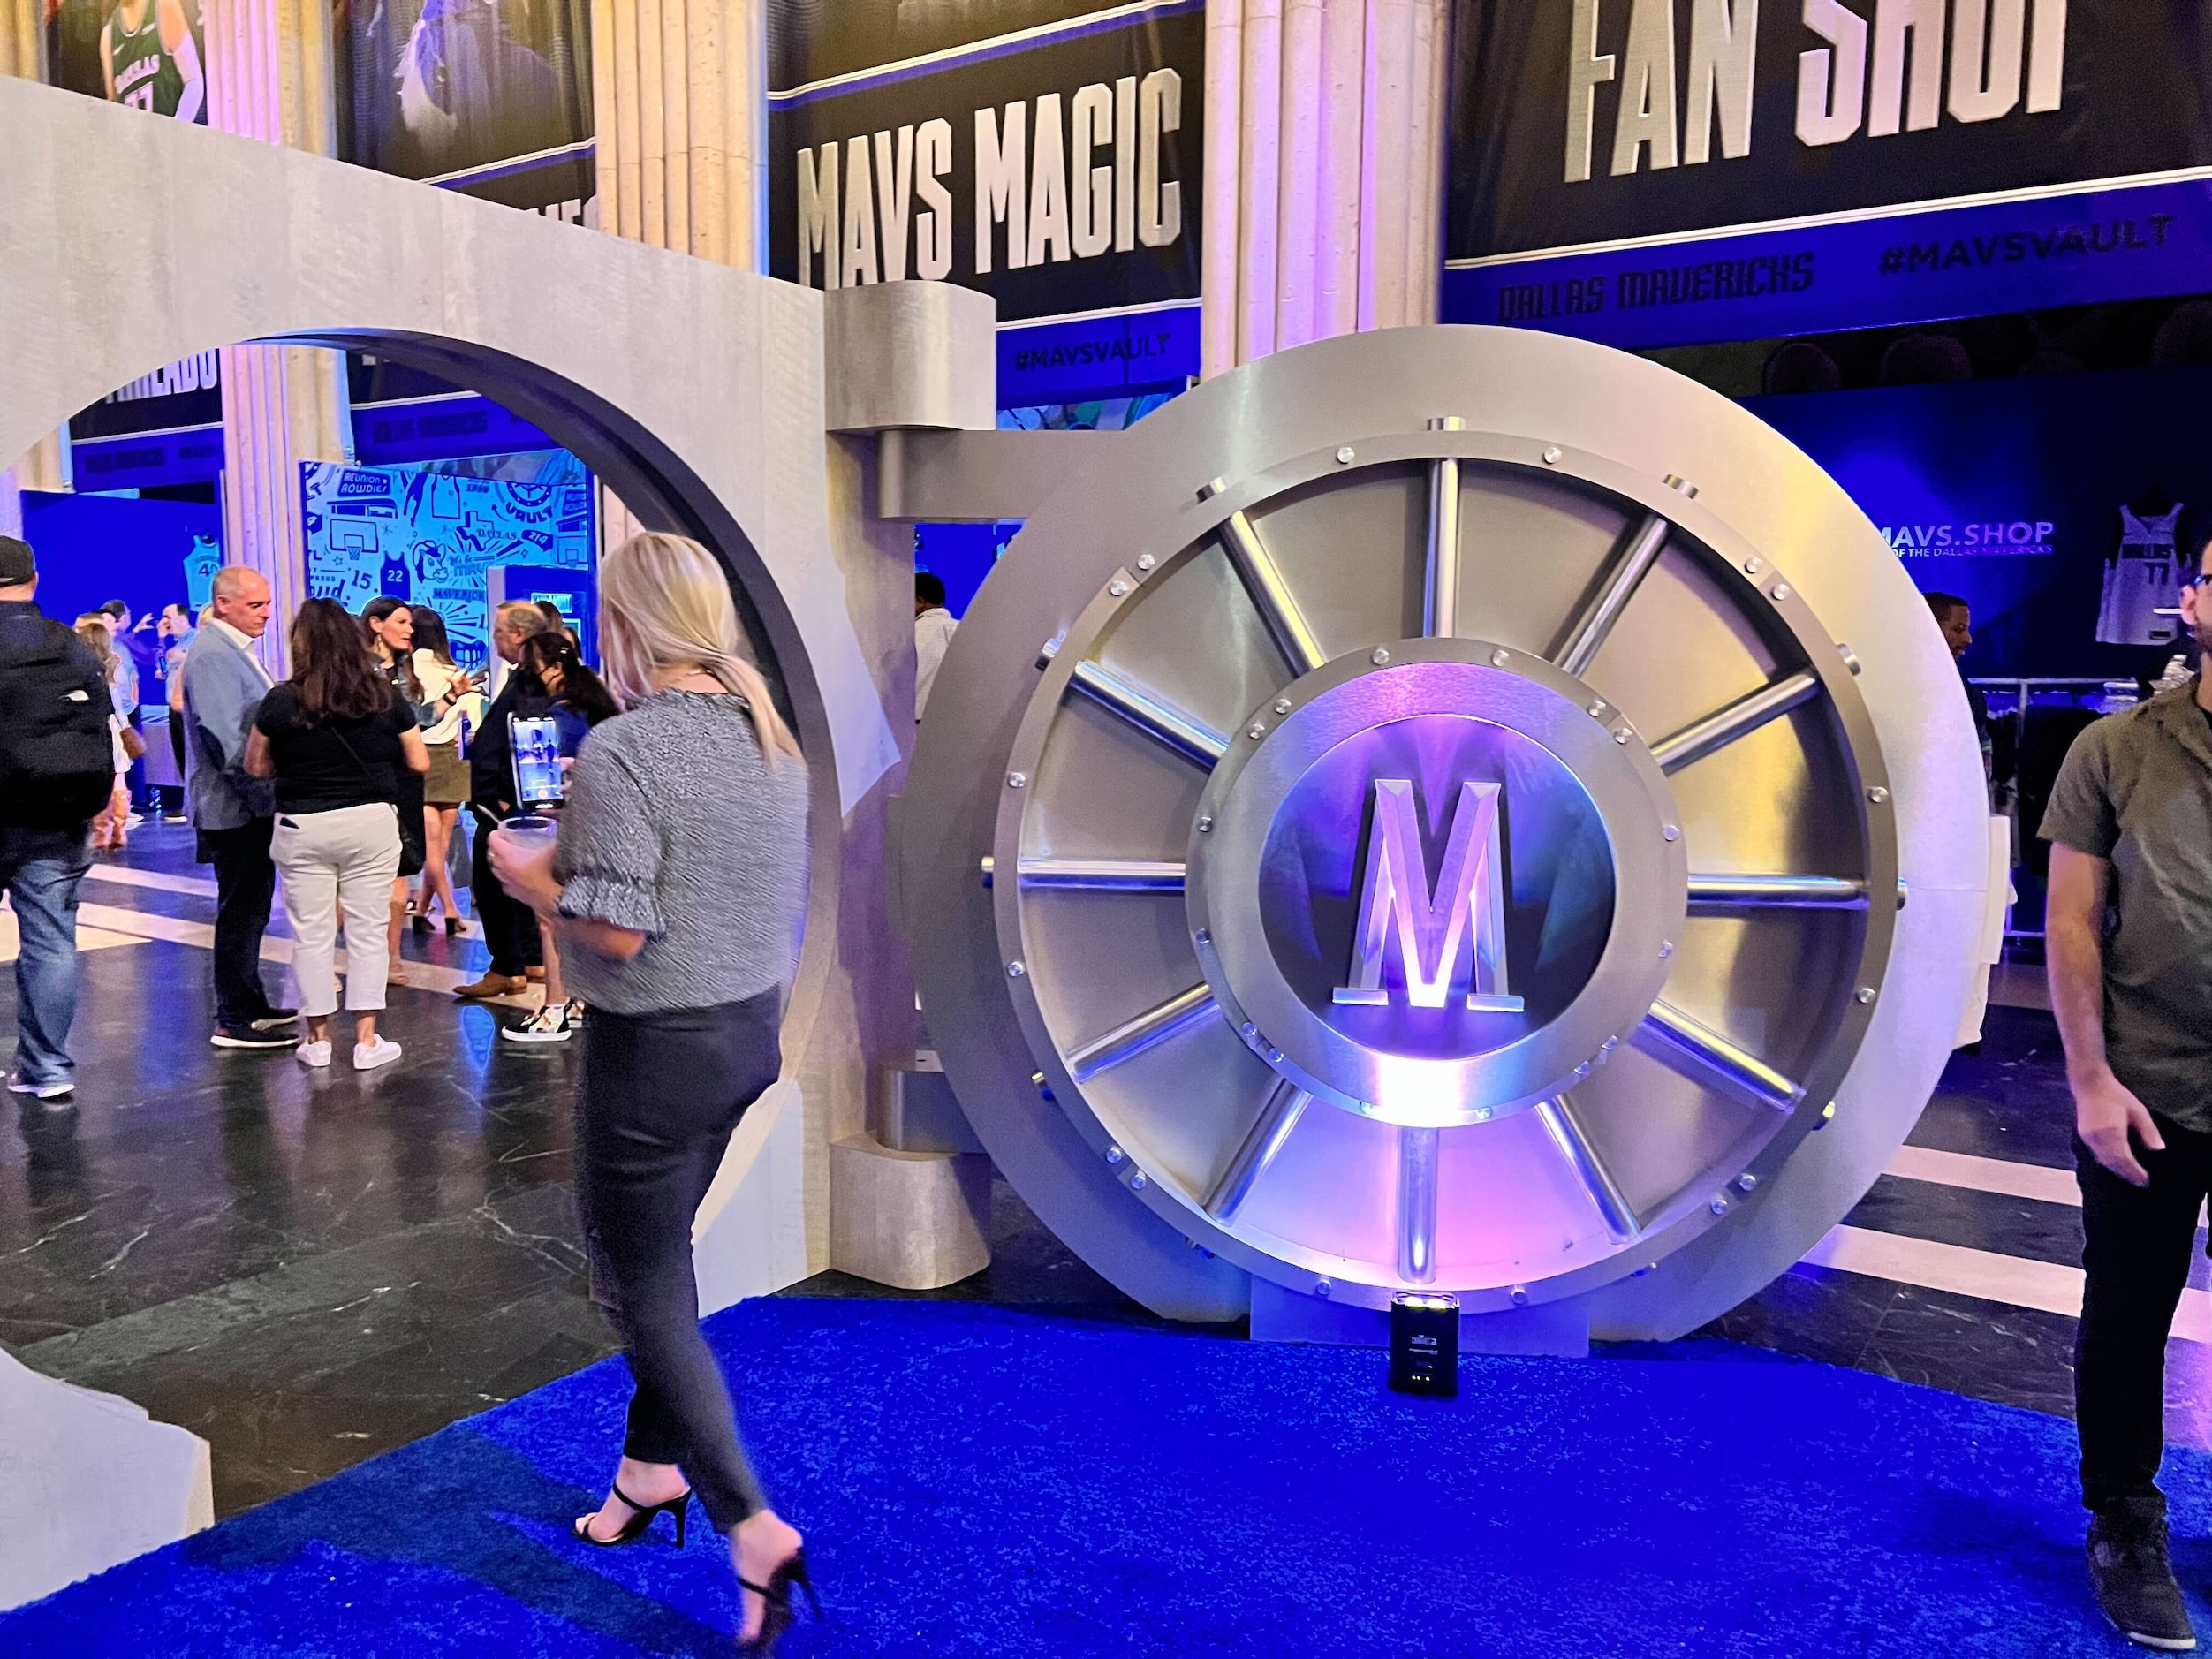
246, 598, 429, 1072
534, 598, 578, 643
361, 596, 430, 985
500, 631, 619, 1045
405, 607, 482, 936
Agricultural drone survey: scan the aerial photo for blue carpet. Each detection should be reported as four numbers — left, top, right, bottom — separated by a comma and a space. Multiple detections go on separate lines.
3, 1296, 2200, 1656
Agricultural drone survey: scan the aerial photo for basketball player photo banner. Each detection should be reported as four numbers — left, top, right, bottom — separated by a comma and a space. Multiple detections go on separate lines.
333, 0, 595, 217
44, 0, 208, 124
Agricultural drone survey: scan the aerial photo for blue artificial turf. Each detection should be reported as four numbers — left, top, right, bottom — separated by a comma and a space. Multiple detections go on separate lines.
2, 1295, 2197, 1656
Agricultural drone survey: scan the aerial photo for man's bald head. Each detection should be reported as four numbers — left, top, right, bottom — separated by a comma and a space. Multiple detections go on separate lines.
209, 565, 274, 639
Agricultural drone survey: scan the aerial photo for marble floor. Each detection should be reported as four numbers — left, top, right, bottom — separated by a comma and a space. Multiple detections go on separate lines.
1, 823, 2201, 1520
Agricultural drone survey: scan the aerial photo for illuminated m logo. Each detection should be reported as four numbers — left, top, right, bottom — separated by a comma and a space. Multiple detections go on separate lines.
1333, 779, 1523, 1012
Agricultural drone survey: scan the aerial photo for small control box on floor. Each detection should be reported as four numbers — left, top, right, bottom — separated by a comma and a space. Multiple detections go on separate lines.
1389, 1292, 1459, 1396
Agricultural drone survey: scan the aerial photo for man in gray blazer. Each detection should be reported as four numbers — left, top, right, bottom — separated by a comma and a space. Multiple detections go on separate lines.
183, 566, 297, 1049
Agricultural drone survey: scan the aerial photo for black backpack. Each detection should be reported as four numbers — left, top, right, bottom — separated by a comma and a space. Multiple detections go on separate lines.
0, 611, 116, 829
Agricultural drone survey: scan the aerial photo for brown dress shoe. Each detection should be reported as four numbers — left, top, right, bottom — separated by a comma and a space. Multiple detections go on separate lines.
454, 973, 526, 999
524, 966, 547, 983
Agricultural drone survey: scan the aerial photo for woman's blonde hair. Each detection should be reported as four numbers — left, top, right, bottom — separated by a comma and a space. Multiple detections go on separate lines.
598, 533, 803, 762
73, 614, 117, 678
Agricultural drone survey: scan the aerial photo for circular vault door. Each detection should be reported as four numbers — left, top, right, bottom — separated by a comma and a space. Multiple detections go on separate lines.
907, 327, 1973, 1326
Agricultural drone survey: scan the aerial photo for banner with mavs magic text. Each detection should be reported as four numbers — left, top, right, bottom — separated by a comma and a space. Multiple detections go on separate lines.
769, 0, 1205, 406
1443, 0, 2212, 348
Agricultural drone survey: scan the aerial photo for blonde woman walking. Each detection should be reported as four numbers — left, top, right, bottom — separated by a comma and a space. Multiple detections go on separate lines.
490, 534, 814, 1651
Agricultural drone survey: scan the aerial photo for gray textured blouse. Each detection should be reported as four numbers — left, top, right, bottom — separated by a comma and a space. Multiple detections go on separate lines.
552, 689, 810, 1017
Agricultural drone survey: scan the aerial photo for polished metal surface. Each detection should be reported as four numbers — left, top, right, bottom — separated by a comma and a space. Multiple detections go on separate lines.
900, 324, 1989, 1332
1686, 874, 1872, 908
1553, 512, 1670, 678
1046, 642, 1231, 767
1208, 497, 1329, 676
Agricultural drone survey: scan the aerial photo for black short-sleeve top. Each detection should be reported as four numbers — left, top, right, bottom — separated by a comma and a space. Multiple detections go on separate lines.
253, 684, 415, 815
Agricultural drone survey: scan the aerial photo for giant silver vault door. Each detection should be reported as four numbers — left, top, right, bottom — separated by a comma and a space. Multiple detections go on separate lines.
901, 327, 1986, 1333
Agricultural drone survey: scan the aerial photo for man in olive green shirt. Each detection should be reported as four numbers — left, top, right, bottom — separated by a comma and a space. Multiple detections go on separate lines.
2043, 541, 2212, 1652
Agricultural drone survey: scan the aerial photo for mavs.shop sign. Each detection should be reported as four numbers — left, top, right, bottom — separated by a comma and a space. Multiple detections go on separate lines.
1444, 0, 2212, 347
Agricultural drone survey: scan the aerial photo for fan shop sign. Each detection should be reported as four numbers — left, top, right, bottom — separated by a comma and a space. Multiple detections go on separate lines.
1443, 0, 2212, 349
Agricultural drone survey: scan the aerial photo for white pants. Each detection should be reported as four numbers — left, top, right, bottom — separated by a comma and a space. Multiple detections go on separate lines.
271, 802, 402, 1019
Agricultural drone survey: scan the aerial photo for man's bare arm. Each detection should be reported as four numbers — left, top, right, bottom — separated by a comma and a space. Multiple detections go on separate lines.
2048, 842, 2162, 1186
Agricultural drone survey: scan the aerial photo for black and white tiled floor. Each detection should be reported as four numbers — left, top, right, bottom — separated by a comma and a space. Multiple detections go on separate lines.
2, 824, 2198, 1519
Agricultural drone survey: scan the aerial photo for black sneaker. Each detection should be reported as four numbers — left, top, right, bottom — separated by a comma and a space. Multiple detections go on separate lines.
251, 1008, 299, 1030
2090, 1502, 2198, 1650
211, 1024, 302, 1049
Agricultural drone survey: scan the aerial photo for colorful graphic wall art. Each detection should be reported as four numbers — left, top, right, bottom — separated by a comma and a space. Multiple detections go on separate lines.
300, 460, 594, 670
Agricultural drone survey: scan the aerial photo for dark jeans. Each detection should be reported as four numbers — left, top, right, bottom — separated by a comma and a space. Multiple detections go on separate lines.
470, 811, 542, 976
579, 990, 784, 1533
202, 817, 278, 1028
2076, 1119, 2212, 1514
0, 825, 93, 1086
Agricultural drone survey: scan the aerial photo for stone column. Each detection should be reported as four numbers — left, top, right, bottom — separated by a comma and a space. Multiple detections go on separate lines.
0, 0, 37, 80
1201, 0, 1450, 377
592, 0, 764, 269
202, 0, 351, 672
0, 1, 68, 542
215, 345, 346, 665
0, 430, 69, 544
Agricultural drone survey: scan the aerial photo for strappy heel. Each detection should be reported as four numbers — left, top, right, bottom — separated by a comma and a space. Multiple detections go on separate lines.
736, 1549, 818, 1653
572, 1481, 691, 1548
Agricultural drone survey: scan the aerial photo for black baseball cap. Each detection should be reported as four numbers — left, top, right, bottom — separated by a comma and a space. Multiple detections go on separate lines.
0, 536, 33, 585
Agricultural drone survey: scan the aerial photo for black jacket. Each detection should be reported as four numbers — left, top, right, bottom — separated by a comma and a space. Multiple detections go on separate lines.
0, 599, 115, 830
470, 667, 552, 813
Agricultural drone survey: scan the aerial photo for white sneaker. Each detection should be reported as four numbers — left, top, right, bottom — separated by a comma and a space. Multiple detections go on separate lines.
296, 1041, 332, 1069
352, 1036, 403, 1072
6, 1076, 75, 1100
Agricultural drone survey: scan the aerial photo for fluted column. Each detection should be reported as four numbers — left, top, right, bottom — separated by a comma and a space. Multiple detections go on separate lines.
1202, 0, 1450, 377
592, 0, 763, 269
0, 0, 37, 80
216, 344, 343, 665
202, 0, 349, 673
0, 16, 66, 538
0, 431, 69, 543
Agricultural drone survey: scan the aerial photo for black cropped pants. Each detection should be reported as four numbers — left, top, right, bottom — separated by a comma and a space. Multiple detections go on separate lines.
578, 989, 784, 1533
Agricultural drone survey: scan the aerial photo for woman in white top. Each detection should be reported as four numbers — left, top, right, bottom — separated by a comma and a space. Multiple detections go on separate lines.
405, 608, 483, 935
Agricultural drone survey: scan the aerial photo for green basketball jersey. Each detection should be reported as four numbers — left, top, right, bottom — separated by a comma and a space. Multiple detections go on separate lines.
107, 2, 185, 117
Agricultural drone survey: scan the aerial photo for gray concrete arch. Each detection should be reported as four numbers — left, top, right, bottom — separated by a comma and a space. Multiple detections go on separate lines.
0, 73, 916, 1143
0, 72, 900, 824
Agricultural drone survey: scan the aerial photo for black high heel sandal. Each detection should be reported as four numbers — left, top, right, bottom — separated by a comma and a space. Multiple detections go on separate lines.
737, 1549, 818, 1653
572, 1482, 691, 1548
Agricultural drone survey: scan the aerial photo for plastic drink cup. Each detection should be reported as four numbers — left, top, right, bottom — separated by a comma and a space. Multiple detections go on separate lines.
495, 814, 560, 858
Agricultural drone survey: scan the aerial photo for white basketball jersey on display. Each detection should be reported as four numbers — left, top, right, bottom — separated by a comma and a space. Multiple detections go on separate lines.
2096, 504, 2185, 647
